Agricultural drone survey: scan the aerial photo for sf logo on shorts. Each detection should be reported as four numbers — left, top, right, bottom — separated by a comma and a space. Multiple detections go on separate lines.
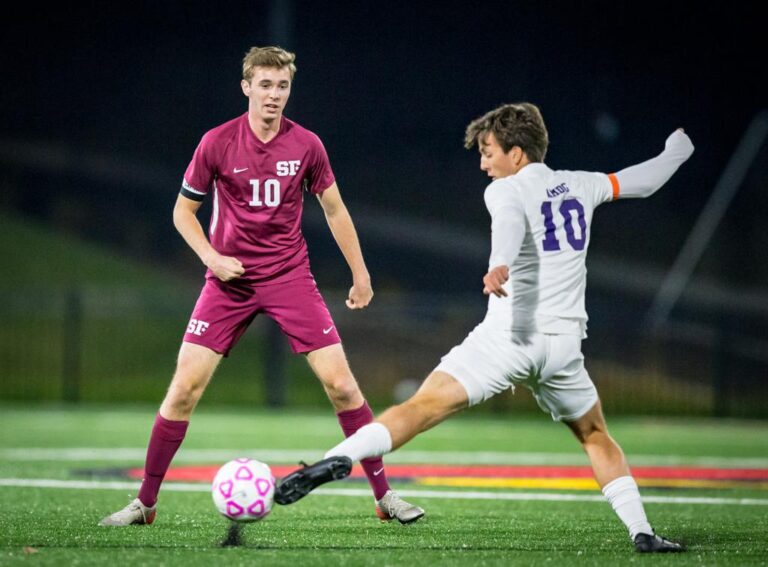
187, 319, 210, 336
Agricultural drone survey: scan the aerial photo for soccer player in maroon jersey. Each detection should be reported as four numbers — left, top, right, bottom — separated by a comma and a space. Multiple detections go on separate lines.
99, 46, 424, 526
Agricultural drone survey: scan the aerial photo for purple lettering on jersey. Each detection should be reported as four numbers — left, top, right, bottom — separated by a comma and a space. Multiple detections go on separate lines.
181, 114, 335, 284
540, 201, 561, 251
540, 198, 587, 252
546, 183, 570, 198
560, 199, 587, 251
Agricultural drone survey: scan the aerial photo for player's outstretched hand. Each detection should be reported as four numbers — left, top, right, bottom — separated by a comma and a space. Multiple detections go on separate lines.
666, 128, 694, 156
347, 278, 373, 310
483, 265, 509, 297
206, 253, 245, 282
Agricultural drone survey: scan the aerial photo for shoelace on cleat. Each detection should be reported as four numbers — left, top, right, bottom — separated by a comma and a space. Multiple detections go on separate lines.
383, 495, 412, 517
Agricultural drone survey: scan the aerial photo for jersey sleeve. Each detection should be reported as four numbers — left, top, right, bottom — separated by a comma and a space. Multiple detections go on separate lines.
612, 129, 695, 199
305, 134, 336, 195
180, 132, 217, 201
577, 171, 617, 207
485, 180, 526, 267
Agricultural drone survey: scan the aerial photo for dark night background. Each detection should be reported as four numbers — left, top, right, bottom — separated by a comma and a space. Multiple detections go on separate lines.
0, 0, 766, 412
2, 0, 765, 285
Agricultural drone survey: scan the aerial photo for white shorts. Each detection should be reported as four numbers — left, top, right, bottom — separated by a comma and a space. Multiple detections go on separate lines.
435, 320, 598, 421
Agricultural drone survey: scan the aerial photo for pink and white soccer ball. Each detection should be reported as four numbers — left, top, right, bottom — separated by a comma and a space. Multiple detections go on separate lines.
211, 458, 275, 522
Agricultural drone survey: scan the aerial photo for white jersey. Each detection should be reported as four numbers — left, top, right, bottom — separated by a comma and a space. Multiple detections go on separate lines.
483, 163, 616, 337
482, 130, 694, 338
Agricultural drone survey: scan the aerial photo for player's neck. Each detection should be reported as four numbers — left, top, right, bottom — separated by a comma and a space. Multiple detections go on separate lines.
248, 113, 282, 143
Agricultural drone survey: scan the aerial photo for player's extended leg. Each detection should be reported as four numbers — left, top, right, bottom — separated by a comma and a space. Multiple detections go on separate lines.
305, 344, 424, 523
565, 401, 683, 552
275, 371, 468, 511
377, 371, 469, 450
99, 342, 222, 526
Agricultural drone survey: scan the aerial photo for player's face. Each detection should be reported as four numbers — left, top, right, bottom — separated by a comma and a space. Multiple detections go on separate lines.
241, 66, 292, 123
479, 133, 520, 180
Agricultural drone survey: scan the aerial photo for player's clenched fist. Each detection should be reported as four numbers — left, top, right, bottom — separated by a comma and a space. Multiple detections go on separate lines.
483, 265, 509, 297
346, 278, 373, 309
206, 253, 245, 282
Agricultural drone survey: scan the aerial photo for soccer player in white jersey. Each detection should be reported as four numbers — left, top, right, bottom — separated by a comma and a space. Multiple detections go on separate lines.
99, 46, 423, 527
275, 103, 694, 553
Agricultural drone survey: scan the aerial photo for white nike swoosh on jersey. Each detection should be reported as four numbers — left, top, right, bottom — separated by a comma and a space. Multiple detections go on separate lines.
322, 326, 335, 334
373, 468, 384, 476
233, 167, 249, 173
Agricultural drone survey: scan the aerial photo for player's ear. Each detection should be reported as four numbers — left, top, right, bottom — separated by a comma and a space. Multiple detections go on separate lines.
515, 146, 529, 166
241, 79, 251, 97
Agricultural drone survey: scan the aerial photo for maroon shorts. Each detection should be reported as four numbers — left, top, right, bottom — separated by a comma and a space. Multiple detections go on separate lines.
183, 274, 341, 355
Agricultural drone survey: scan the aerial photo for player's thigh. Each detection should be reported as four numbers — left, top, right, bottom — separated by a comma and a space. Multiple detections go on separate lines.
529, 335, 598, 422
259, 274, 341, 354
380, 370, 469, 439
435, 321, 541, 406
305, 344, 363, 410
183, 279, 260, 356
412, 370, 470, 417
170, 341, 223, 392
305, 343, 356, 385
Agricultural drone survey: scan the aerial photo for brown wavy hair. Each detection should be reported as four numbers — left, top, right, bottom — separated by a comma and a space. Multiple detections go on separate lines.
464, 102, 549, 162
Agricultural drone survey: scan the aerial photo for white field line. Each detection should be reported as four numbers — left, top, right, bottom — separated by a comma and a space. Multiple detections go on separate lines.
2, 448, 768, 468
0, 478, 767, 506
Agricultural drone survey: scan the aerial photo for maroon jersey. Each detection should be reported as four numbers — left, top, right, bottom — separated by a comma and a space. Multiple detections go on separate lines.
181, 113, 335, 283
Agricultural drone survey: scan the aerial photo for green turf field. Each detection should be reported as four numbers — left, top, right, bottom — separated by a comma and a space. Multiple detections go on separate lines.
2, 404, 767, 566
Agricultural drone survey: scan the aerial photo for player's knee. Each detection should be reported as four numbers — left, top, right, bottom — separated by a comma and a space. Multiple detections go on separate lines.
167, 367, 210, 406
323, 374, 360, 405
568, 417, 607, 446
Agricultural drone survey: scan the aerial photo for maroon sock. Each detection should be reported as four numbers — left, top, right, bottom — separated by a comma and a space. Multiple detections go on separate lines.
137, 413, 189, 507
336, 401, 390, 500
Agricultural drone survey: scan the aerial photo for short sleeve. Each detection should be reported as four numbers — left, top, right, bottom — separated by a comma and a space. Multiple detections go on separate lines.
181, 133, 216, 201
305, 134, 336, 195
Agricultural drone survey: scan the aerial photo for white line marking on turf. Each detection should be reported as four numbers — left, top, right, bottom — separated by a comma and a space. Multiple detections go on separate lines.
1, 478, 767, 506
2, 448, 768, 468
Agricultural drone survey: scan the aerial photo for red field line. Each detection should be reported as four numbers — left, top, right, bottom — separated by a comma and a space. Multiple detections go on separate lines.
128, 464, 768, 483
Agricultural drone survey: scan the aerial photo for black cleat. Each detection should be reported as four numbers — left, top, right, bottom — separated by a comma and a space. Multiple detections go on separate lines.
634, 532, 685, 553
274, 456, 353, 505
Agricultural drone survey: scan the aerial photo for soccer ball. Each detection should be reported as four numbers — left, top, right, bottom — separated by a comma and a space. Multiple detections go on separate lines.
211, 458, 275, 522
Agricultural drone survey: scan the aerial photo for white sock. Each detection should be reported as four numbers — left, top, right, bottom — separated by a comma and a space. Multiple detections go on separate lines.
324, 422, 392, 462
602, 476, 653, 540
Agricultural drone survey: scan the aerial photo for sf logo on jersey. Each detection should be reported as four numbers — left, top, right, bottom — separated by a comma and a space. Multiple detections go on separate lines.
276, 160, 301, 176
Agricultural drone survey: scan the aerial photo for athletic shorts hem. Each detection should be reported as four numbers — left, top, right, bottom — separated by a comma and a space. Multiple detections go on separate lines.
553, 392, 599, 423
291, 333, 342, 354
182, 335, 231, 357
434, 359, 485, 406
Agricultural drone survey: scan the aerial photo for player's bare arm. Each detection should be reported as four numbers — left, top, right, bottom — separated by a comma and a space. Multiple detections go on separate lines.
316, 183, 373, 310
173, 194, 244, 282
482, 265, 509, 297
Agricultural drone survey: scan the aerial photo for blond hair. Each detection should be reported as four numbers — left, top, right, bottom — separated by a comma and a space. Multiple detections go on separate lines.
242, 46, 297, 81
464, 102, 549, 162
